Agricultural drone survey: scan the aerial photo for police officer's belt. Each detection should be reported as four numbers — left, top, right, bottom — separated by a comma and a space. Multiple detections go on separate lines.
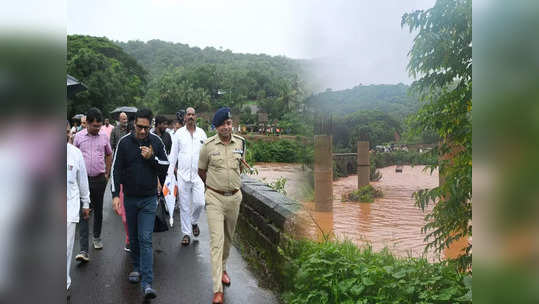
206, 186, 239, 196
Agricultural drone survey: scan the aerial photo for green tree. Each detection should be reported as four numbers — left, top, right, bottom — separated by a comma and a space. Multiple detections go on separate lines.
332, 110, 401, 151
156, 68, 211, 113
67, 35, 146, 118
116, 39, 310, 117
402, 0, 472, 271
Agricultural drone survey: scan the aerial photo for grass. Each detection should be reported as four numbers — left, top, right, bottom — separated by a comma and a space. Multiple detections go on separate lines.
281, 238, 472, 304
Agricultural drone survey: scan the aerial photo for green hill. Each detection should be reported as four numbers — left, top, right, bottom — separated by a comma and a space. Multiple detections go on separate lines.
115, 39, 309, 116
306, 83, 420, 122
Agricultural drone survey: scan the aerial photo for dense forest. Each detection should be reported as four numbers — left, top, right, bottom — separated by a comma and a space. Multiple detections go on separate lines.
67, 35, 147, 116
67, 35, 435, 148
306, 83, 419, 121
306, 84, 438, 148
117, 39, 308, 118
68, 35, 309, 122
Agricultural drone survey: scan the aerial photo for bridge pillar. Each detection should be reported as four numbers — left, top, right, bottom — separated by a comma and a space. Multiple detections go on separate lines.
314, 135, 333, 212
357, 141, 370, 188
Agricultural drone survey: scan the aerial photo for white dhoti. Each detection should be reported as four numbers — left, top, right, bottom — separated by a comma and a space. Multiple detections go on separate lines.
177, 177, 205, 237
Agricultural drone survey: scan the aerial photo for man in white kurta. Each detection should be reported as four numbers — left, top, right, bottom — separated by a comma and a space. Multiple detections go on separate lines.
167, 107, 207, 245
66, 123, 90, 293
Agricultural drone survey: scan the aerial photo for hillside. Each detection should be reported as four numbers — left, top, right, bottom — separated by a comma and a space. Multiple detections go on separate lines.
115, 39, 308, 116
305, 83, 420, 121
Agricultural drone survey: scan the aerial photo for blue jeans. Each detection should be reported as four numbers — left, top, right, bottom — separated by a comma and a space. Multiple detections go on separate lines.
124, 195, 157, 288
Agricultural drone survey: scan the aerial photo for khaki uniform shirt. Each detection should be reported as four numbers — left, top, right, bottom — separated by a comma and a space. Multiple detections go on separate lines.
198, 134, 245, 191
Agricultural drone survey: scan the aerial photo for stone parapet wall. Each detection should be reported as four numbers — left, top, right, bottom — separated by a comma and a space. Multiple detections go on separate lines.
234, 175, 300, 288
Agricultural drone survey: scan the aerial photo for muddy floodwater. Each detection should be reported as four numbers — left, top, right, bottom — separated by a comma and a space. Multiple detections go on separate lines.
253, 162, 457, 260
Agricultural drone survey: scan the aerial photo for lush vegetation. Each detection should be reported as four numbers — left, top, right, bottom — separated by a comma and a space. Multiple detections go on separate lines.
116, 39, 308, 119
68, 36, 438, 148
67, 35, 310, 122
402, 0, 472, 271
343, 185, 383, 203
307, 83, 419, 120
247, 139, 313, 165
371, 151, 438, 168
282, 239, 472, 304
67, 35, 147, 117
268, 177, 288, 196
307, 84, 439, 149
332, 110, 402, 151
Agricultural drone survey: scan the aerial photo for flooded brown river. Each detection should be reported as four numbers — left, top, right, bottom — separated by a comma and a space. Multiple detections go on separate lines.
253, 162, 459, 261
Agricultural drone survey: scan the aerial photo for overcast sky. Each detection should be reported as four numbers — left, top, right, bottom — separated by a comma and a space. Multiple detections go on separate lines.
68, 0, 435, 90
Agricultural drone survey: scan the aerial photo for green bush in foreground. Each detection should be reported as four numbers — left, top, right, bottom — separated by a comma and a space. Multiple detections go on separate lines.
282, 239, 471, 304
343, 185, 383, 203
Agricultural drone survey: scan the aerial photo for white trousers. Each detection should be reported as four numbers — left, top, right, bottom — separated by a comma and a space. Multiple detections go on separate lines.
177, 178, 205, 237
67, 221, 77, 290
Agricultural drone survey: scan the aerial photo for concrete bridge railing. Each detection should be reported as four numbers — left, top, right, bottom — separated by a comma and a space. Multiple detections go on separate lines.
235, 175, 300, 288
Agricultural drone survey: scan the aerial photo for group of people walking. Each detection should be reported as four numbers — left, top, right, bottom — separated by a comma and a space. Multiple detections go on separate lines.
67, 105, 246, 303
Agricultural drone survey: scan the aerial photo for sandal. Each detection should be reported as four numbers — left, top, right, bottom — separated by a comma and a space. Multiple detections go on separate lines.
222, 271, 231, 287
181, 235, 190, 246
192, 224, 200, 237
212, 292, 224, 304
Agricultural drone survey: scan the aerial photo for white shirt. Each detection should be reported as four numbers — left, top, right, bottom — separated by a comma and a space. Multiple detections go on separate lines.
167, 126, 207, 182
67, 143, 90, 223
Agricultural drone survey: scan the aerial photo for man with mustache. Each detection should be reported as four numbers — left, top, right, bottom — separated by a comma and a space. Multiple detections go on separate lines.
198, 107, 246, 304
167, 107, 207, 245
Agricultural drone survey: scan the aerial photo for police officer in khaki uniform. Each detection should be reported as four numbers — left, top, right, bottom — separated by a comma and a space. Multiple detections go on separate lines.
198, 107, 245, 304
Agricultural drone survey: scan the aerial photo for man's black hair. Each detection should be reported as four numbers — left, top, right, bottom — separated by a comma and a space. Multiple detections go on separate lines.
155, 115, 167, 125
135, 108, 153, 122
86, 107, 103, 123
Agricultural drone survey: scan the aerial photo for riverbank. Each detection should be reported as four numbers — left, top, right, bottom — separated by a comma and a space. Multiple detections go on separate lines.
253, 163, 440, 260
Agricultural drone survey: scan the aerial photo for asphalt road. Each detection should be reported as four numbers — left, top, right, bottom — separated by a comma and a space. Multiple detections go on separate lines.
68, 182, 279, 304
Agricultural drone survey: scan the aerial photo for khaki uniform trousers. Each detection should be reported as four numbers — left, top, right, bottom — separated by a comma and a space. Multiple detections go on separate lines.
205, 188, 242, 293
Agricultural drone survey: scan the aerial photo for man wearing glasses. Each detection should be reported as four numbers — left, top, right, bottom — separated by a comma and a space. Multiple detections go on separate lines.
111, 108, 169, 300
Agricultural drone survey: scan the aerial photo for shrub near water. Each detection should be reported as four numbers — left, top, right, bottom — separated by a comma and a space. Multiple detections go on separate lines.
344, 185, 383, 203
282, 239, 471, 304
248, 139, 313, 164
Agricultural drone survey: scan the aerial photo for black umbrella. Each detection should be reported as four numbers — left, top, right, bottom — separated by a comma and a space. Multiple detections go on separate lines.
72, 114, 84, 120
110, 106, 138, 120
67, 74, 87, 98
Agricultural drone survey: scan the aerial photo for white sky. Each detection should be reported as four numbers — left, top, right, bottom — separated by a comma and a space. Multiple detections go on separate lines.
67, 0, 435, 89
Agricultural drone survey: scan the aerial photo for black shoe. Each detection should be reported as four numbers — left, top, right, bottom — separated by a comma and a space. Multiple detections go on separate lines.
192, 224, 200, 237
144, 286, 157, 299
181, 235, 190, 246
75, 251, 89, 263
124, 243, 131, 252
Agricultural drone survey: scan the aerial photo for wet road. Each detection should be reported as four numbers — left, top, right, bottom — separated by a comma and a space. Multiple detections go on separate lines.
69, 182, 279, 304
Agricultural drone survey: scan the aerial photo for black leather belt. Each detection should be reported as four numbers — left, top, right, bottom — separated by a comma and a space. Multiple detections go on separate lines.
207, 186, 239, 196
